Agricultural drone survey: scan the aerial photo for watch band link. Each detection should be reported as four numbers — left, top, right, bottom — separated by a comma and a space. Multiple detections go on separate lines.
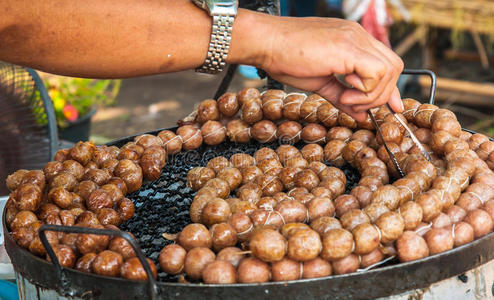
196, 15, 234, 74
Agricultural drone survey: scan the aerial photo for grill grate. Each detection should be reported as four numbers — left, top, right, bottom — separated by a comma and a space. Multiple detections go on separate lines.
119, 138, 361, 282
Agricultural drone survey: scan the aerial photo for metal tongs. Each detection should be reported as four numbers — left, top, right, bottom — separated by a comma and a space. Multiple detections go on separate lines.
336, 69, 436, 178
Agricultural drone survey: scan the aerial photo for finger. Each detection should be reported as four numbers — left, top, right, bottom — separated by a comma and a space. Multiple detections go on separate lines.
350, 84, 399, 113
315, 76, 346, 102
388, 87, 403, 112
344, 73, 365, 91
339, 68, 392, 106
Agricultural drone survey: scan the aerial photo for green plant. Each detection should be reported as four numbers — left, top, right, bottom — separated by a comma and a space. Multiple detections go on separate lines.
44, 76, 121, 128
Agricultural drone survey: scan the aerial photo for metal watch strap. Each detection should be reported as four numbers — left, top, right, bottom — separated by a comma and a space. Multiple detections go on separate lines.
196, 15, 234, 74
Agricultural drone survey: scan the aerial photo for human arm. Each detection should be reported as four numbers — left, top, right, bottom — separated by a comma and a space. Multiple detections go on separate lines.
0, 0, 403, 121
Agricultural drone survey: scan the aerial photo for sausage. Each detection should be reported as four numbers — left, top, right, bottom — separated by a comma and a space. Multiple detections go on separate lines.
415, 191, 442, 222
453, 222, 474, 247
275, 145, 301, 164
396, 231, 429, 262
177, 125, 203, 151
282, 93, 306, 121
255, 174, 283, 196
186, 167, 216, 191
92, 250, 124, 277
10, 210, 38, 230
210, 222, 237, 252
228, 213, 253, 242
277, 121, 302, 144
326, 126, 353, 142
350, 186, 373, 208
293, 169, 320, 191
310, 216, 342, 236
240, 166, 263, 185
241, 97, 263, 124
375, 212, 405, 243
432, 117, 461, 137
463, 209, 494, 238
217, 246, 245, 268
424, 228, 453, 255
97, 208, 121, 226
323, 140, 347, 167
307, 197, 335, 221
75, 253, 97, 273
237, 257, 271, 283
317, 103, 339, 127
69, 141, 94, 165
261, 94, 284, 121
254, 147, 278, 163
6, 169, 29, 191
86, 189, 113, 212
43, 161, 64, 181
206, 156, 231, 174
159, 244, 187, 275
249, 228, 287, 262
271, 257, 301, 281
202, 260, 237, 284
414, 104, 438, 128
108, 234, 136, 260
121, 257, 158, 281
302, 257, 332, 278
320, 179, 346, 199
340, 209, 370, 231
352, 223, 380, 255
196, 99, 220, 123
321, 228, 353, 261
301, 144, 324, 162
334, 195, 359, 217
237, 87, 261, 105
14, 183, 42, 211
229, 153, 255, 169
202, 198, 232, 227
201, 120, 226, 145
49, 172, 77, 191
287, 228, 322, 261
116, 198, 135, 222
399, 201, 423, 230
217, 92, 239, 117
157, 130, 183, 154
236, 183, 262, 203
204, 178, 230, 198
337, 112, 357, 129
178, 223, 212, 251
134, 134, 163, 149
275, 199, 308, 223
370, 185, 400, 210
362, 203, 390, 223
331, 254, 359, 275
300, 94, 326, 123
301, 123, 327, 144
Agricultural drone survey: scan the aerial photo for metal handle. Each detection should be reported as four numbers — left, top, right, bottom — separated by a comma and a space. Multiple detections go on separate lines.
39, 224, 159, 300
402, 68, 437, 104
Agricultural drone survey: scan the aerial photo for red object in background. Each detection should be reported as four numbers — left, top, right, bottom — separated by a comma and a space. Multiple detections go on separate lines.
360, 0, 391, 48
63, 104, 79, 122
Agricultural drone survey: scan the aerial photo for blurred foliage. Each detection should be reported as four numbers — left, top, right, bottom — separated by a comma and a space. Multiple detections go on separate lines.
44, 76, 120, 128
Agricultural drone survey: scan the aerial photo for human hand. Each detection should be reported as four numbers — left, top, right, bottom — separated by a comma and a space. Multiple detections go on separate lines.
257, 17, 404, 122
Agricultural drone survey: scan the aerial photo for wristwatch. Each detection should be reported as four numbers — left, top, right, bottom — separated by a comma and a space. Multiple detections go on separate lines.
192, 0, 238, 74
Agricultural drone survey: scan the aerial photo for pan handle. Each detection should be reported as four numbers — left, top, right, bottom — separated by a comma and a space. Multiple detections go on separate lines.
401, 69, 437, 104
39, 224, 160, 300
